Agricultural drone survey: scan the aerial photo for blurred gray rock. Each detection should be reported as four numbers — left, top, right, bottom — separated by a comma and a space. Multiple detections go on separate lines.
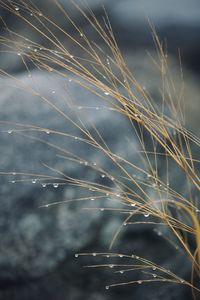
0, 38, 199, 300
0, 69, 142, 280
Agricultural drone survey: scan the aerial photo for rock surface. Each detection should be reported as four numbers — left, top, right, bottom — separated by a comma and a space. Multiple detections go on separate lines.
0, 60, 197, 299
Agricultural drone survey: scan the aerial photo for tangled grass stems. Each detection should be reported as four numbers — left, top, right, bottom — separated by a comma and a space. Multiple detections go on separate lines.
0, 0, 200, 298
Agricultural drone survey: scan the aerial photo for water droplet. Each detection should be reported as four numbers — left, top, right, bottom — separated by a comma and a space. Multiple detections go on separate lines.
120, 270, 124, 274
38, 12, 43, 16
152, 274, 157, 278
12, 172, 16, 175
51, 90, 56, 94
123, 223, 127, 226
152, 266, 156, 271
75, 254, 79, 258
11, 180, 16, 184
95, 107, 99, 110
91, 198, 94, 201
119, 255, 123, 258
138, 280, 142, 284
8, 130, 13, 134
109, 265, 114, 268
15, 7, 20, 11
105, 286, 109, 290
68, 78, 72, 82
100, 208, 104, 211
32, 179, 36, 184
101, 174, 105, 178
144, 213, 150, 218
104, 92, 109, 95
116, 193, 120, 197
80, 33, 83, 37
70, 55, 74, 59
84, 162, 88, 166
157, 231, 162, 236
180, 279, 184, 283
78, 106, 82, 110
74, 136, 78, 140
135, 256, 139, 259
93, 162, 97, 166
131, 203, 136, 207
53, 183, 59, 188
147, 174, 151, 178
45, 204, 49, 208
42, 183, 47, 188
92, 253, 96, 256
106, 255, 110, 258
34, 49, 37, 52
46, 130, 50, 134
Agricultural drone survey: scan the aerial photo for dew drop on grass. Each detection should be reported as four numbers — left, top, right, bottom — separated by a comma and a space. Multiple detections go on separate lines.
91, 198, 94, 201
11, 180, 16, 184
109, 265, 114, 268
75, 254, 79, 258
44, 204, 49, 208
152, 266, 156, 271
51, 90, 56, 94
7, 130, 13, 134
32, 179, 36, 184
119, 255, 123, 258
92, 253, 96, 256
46, 130, 50, 134
42, 183, 47, 188
123, 223, 127, 226
101, 174, 106, 178
104, 92, 109, 95
144, 213, 150, 218
138, 280, 142, 284
53, 183, 59, 188
120, 270, 124, 274
105, 286, 109, 290
100, 208, 104, 211
152, 274, 157, 278
12, 172, 16, 176
15, 7, 20, 11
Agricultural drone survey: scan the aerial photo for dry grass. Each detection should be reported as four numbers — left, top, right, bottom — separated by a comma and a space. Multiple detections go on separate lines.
0, 0, 200, 298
